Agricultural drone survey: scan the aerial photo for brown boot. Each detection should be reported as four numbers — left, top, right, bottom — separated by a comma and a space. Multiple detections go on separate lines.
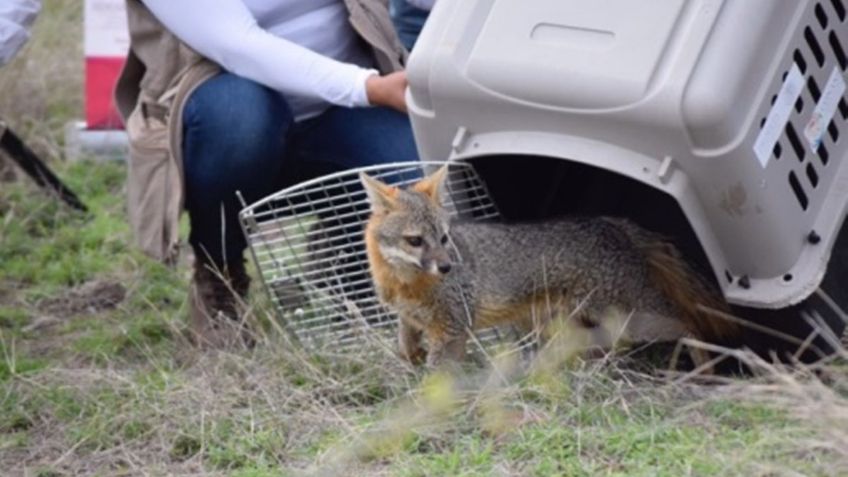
188, 258, 253, 349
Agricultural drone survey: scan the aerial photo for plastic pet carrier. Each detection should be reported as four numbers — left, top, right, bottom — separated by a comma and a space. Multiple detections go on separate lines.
405, 0, 848, 357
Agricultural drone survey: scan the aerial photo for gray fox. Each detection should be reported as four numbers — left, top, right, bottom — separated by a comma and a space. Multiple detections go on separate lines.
360, 165, 738, 367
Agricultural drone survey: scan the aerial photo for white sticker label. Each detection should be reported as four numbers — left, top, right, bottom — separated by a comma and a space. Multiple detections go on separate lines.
804, 67, 846, 152
753, 63, 805, 168
84, 0, 129, 57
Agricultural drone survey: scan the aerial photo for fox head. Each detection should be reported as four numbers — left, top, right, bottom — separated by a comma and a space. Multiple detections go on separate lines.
360, 166, 454, 281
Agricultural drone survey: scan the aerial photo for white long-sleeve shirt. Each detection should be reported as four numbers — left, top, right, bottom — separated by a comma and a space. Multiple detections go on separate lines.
0, 0, 40, 66
141, 0, 378, 120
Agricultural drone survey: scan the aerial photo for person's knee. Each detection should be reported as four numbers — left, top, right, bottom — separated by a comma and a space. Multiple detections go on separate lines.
367, 108, 419, 163
185, 73, 292, 158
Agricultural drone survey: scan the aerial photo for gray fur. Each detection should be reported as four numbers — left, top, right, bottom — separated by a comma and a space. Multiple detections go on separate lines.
362, 172, 702, 366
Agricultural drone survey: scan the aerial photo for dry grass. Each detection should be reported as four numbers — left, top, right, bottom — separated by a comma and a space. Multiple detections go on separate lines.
2, 344, 411, 475
5, 324, 848, 476
721, 350, 848, 472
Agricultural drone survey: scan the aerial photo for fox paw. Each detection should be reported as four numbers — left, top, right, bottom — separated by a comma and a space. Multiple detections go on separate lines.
401, 346, 428, 365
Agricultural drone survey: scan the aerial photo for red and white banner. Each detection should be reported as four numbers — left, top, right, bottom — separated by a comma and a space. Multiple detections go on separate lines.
84, 0, 128, 130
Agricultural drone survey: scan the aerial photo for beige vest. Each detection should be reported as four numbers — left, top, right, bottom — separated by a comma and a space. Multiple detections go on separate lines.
115, 0, 407, 264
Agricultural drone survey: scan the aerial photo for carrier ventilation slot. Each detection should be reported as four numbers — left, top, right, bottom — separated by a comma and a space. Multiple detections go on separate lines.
829, 30, 847, 69
828, 120, 840, 141
794, 49, 808, 73
808, 76, 822, 101
819, 142, 831, 164
817, 3, 830, 28
755, 3, 848, 213
831, 0, 846, 22
785, 122, 806, 162
806, 162, 820, 187
789, 171, 809, 210
806, 26, 826, 66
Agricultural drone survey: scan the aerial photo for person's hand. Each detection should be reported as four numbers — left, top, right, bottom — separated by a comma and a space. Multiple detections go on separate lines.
366, 71, 408, 113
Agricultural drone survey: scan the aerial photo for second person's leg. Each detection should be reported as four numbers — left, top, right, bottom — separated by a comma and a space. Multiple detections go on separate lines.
182, 73, 294, 345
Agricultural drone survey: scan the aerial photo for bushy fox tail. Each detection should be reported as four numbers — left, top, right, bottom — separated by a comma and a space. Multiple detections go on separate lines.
644, 240, 739, 341
608, 219, 740, 342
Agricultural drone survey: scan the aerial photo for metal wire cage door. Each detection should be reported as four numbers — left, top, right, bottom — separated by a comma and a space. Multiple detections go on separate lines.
239, 161, 501, 353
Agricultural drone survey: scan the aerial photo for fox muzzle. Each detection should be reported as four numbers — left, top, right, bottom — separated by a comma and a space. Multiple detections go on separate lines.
423, 256, 453, 276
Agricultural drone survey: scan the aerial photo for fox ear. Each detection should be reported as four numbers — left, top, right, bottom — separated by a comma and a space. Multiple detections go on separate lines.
413, 164, 449, 204
360, 171, 398, 214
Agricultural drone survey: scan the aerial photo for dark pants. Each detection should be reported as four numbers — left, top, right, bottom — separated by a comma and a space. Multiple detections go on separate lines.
389, 0, 429, 50
182, 73, 419, 268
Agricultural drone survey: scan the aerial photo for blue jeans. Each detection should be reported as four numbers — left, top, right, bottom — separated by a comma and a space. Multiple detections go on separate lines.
182, 73, 419, 267
390, 0, 429, 50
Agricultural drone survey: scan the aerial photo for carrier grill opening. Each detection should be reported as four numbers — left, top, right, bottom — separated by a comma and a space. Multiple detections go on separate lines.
240, 162, 512, 355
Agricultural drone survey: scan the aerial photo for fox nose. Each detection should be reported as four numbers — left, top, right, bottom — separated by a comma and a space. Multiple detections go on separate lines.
437, 263, 452, 274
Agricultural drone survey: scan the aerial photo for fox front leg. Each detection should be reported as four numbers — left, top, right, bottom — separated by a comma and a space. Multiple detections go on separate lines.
425, 332, 468, 368
398, 319, 427, 365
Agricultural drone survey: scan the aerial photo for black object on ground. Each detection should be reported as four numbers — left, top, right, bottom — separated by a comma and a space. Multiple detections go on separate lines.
0, 120, 87, 212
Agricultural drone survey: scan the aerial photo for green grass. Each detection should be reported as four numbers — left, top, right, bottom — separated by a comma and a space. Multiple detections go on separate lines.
2, 155, 846, 477
0, 161, 130, 293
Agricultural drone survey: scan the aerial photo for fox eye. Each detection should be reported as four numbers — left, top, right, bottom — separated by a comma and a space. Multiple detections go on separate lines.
440, 234, 449, 245
404, 236, 423, 247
